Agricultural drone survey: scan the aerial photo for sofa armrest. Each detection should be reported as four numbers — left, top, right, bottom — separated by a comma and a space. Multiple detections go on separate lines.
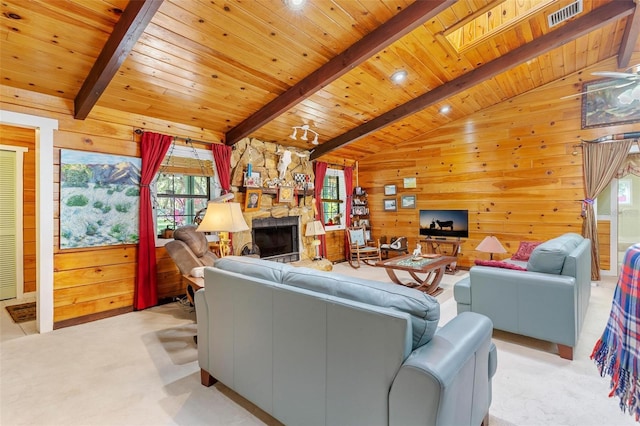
389, 312, 494, 426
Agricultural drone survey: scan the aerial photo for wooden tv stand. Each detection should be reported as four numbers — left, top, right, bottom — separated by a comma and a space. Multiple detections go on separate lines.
419, 237, 465, 274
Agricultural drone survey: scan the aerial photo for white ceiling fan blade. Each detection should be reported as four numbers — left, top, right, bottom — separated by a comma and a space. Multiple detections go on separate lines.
592, 71, 638, 79
559, 81, 636, 100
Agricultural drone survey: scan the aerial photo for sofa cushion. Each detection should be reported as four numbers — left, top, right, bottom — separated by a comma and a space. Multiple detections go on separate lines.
215, 256, 294, 283
511, 241, 542, 261
527, 233, 584, 274
281, 267, 440, 349
474, 259, 527, 271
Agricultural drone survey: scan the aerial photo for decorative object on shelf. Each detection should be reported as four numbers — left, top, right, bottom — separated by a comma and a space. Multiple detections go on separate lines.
278, 186, 294, 203
403, 177, 417, 188
305, 220, 326, 260
384, 184, 396, 195
244, 188, 262, 212
197, 202, 249, 257
412, 243, 422, 260
293, 173, 309, 189
401, 194, 416, 209
476, 235, 507, 260
383, 198, 397, 211
289, 124, 319, 145
244, 171, 262, 187
277, 149, 292, 180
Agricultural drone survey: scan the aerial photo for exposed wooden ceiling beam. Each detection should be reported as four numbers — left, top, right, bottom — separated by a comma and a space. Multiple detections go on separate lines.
224, 0, 456, 146
74, 0, 164, 120
617, 1, 640, 68
310, 0, 636, 161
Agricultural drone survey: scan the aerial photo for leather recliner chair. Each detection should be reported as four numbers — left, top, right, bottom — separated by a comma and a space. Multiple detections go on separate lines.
165, 225, 217, 276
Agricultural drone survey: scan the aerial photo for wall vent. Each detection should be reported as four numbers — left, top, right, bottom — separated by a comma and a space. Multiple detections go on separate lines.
548, 0, 583, 28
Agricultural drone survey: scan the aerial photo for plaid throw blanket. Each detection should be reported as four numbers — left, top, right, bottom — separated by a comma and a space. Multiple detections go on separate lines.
591, 243, 640, 421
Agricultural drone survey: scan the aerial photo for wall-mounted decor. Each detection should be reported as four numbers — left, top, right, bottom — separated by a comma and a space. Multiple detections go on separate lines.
278, 186, 295, 203
401, 195, 416, 209
383, 198, 397, 211
244, 171, 262, 187
403, 177, 417, 188
245, 188, 262, 212
618, 179, 632, 205
293, 173, 309, 189
60, 149, 141, 249
581, 79, 640, 128
384, 184, 397, 195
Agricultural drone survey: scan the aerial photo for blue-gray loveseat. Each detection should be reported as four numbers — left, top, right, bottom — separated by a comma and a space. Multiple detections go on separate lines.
454, 233, 591, 360
196, 256, 497, 425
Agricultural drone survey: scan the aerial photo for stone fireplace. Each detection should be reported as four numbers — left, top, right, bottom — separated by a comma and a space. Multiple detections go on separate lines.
228, 137, 317, 261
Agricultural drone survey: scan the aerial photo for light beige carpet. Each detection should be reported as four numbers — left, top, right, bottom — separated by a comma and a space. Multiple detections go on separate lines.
0, 262, 634, 426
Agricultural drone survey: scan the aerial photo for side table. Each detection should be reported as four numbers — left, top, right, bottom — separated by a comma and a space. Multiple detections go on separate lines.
183, 274, 204, 305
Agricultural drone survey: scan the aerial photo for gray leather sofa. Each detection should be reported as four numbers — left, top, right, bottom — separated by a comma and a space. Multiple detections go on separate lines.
454, 233, 591, 360
195, 256, 497, 426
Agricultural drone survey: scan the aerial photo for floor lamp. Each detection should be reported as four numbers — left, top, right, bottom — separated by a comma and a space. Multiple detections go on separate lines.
197, 202, 249, 257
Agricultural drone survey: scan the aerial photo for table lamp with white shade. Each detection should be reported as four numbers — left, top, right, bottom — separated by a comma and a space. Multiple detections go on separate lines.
196, 202, 249, 257
305, 220, 326, 260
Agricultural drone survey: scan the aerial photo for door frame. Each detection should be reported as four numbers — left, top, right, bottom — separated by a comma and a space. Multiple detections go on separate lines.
1, 110, 57, 333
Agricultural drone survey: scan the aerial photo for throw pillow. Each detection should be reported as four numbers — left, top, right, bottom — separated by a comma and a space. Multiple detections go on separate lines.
474, 259, 527, 271
512, 241, 542, 261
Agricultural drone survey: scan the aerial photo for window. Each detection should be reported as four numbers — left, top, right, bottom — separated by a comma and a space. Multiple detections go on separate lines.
155, 174, 210, 235
321, 168, 346, 230
153, 144, 219, 236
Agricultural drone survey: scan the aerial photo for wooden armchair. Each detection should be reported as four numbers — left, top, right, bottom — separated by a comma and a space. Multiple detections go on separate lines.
346, 225, 381, 268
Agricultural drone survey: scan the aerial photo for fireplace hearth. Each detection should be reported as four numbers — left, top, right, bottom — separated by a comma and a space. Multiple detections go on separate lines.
252, 216, 300, 263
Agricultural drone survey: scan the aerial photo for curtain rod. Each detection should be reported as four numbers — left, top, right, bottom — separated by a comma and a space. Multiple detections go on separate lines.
133, 128, 217, 146
579, 131, 640, 144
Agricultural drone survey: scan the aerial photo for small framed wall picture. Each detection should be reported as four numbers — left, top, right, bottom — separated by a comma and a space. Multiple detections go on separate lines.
278, 186, 295, 203
383, 198, 397, 211
384, 184, 397, 196
244, 171, 262, 188
403, 177, 416, 188
245, 189, 262, 212
401, 195, 416, 209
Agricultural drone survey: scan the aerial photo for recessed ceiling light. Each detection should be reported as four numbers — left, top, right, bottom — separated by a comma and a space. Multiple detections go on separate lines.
440, 105, 451, 114
390, 70, 408, 84
284, 0, 306, 10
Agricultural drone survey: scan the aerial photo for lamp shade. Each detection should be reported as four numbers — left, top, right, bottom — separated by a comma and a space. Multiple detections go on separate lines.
305, 220, 326, 237
476, 236, 507, 254
196, 202, 249, 233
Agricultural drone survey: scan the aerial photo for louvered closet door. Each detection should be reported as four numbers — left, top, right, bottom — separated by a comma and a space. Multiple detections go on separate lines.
0, 150, 18, 299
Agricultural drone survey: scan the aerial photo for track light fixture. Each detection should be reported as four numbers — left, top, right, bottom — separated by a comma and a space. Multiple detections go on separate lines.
289, 124, 319, 145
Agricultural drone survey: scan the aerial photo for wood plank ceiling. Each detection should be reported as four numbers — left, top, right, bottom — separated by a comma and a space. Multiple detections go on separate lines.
1, 0, 638, 164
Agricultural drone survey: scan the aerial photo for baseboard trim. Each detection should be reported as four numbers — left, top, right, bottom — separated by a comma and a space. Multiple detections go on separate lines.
53, 306, 133, 330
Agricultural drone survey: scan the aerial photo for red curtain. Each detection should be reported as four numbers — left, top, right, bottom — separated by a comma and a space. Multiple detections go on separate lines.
343, 166, 353, 260
313, 161, 328, 258
212, 143, 232, 193
135, 131, 173, 310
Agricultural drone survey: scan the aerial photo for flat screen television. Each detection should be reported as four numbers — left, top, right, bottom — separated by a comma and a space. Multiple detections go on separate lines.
419, 209, 469, 239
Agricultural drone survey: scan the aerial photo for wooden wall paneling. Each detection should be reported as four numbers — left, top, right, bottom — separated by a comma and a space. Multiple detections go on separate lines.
2, 86, 222, 326
324, 230, 345, 263
357, 66, 640, 270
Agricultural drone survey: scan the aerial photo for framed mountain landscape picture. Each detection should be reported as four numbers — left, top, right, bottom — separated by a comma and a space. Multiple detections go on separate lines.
60, 149, 141, 249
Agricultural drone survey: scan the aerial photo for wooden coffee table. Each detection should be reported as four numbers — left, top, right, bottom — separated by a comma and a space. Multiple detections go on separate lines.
375, 254, 457, 296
